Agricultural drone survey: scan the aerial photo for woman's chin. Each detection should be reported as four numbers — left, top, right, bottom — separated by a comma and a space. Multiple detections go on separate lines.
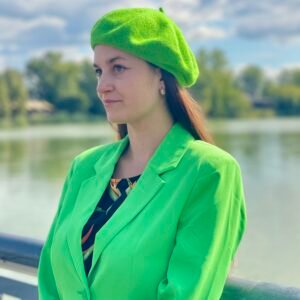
106, 114, 126, 124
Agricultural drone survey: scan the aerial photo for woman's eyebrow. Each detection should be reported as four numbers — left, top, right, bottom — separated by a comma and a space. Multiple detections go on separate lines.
93, 56, 127, 68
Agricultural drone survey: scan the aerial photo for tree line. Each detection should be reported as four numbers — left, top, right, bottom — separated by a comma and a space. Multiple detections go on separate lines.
1, 49, 300, 126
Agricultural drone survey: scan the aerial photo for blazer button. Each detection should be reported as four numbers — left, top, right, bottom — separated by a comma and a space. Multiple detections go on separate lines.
77, 289, 88, 299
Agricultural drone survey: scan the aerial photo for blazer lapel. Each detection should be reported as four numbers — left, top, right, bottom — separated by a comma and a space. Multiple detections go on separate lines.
66, 136, 129, 283
88, 122, 195, 278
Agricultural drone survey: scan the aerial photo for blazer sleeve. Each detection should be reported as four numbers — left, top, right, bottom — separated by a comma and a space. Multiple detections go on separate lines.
37, 159, 76, 300
157, 158, 247, 300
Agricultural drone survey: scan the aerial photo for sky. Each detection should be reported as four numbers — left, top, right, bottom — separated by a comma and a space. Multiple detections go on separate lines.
1, 0, 300, 78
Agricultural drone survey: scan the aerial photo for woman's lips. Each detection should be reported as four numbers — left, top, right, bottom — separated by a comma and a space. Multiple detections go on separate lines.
103, 99, 121, 106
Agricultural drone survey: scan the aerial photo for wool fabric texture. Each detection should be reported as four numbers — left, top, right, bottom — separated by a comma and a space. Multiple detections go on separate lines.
90, 7, 199, 87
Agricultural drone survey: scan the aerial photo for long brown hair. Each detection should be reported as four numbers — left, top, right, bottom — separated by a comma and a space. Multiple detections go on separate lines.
109, 66, 214, 144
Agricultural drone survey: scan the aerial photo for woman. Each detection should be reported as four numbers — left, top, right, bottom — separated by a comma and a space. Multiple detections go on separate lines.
38, 7, 247, 300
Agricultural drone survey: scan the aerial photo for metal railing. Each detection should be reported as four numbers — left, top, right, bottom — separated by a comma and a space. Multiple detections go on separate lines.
0, 233, 300, 300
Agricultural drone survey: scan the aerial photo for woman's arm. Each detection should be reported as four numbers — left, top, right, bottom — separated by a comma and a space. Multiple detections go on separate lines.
37, 159, 76, 300
157, 159, 247, 300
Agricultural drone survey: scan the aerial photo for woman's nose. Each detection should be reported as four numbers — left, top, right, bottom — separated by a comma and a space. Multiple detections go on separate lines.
97, 75, 114, 95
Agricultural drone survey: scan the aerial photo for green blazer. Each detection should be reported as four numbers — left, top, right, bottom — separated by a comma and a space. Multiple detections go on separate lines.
38, 122, 247, 300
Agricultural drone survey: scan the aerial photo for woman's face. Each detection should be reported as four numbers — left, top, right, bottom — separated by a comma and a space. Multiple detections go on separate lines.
93, 45, 166, 125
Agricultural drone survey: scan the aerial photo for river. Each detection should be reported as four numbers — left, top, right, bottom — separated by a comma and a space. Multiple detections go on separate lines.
0, 118, 299, 287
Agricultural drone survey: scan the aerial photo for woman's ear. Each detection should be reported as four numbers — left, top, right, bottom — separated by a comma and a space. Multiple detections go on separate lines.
156, 70, 166, 96
155, 68, 162, 77
155, 68, 165, 86
149, 65, 165, 94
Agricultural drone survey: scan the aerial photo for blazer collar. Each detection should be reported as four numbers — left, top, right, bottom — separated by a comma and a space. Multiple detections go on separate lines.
93, 121, 195, 176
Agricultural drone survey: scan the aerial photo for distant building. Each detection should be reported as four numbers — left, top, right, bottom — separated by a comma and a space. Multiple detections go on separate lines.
26, 99, 54, 114
251, 96, 274, 109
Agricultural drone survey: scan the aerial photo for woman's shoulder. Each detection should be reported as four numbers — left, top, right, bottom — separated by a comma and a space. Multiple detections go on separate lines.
186, 139, 241, 175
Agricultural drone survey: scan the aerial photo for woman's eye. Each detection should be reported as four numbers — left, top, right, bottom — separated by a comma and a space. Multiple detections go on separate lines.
95, 68, 102, 77
94, 65, 126, 78
113, 65, 126, 73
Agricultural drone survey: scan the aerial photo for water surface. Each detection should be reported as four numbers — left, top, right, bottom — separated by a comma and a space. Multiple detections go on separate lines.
0, 118, 299, 287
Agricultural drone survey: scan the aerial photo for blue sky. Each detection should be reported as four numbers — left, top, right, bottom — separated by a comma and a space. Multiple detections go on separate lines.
1, 0, 300, 78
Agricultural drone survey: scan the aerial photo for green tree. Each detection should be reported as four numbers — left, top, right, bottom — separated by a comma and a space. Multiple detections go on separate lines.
54, 62, 89, 113
236, 65, 265, 98
26, 52, 62, 103
278, 69, 300, 86
3, 69, 28, 124
191, 49, 251, 118
267, 84, 300, 115
26, 52, 89, 113
79, 60, 104, 115
0, 76, 11, 121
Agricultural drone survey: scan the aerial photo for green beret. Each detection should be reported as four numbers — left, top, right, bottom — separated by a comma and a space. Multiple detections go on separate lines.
90, 7, 199, 87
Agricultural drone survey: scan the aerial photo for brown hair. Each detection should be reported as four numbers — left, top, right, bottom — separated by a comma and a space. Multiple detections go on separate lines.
109, 67, 214, 144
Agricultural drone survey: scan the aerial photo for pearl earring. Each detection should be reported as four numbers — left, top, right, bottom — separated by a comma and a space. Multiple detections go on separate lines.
160, 87, 165, 95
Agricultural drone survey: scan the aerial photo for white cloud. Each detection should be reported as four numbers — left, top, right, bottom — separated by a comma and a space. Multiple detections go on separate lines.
28, 45, 91, 63
1, 0, 300, 70
0, 16, 65, 42
0, 0, 95, 17
186, 26, 229, 40
279, 63, 300, 71
26, 16, 65, 30
0, 56, 6, 72
226, 2, 300, 42
0, 0, 46, 15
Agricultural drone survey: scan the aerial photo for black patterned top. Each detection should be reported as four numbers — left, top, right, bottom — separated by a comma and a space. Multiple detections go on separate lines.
81, 174, 141, 276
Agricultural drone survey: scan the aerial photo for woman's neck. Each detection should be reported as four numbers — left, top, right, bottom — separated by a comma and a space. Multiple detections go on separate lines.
125, 117, 174, 165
